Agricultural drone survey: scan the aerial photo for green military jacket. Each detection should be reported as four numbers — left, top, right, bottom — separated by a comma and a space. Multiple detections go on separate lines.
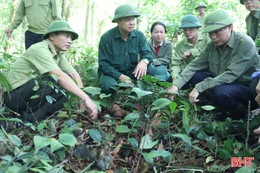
149, 39, 173, 67
98, 26, 153, 80
171, 32, 210, 79
246, 11, 260, 41
173, 31, 260, 93
6, 39, 74, 91
8, 0, 61, 34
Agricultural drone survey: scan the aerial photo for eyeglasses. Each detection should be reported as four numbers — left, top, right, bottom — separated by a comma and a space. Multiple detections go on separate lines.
208, 26, 227, 37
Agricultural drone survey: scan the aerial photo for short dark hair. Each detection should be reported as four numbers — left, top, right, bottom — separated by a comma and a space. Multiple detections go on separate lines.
150, 22, 167, 33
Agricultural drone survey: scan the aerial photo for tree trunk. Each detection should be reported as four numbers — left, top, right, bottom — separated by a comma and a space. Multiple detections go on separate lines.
90, 1, 95, 45
4, 0, 17, 53
65, 0, 70, 21
61, 0, 66, 19
84, 0, 90, 44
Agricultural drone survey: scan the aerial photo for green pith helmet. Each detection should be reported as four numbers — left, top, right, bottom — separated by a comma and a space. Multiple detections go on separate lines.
43, 20, 78, 40
179, 14, 202, 29
201, 9, 236, 33
196, 2, 207, 9
112, 4, 140, 23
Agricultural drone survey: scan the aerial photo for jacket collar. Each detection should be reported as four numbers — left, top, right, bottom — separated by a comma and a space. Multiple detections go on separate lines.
115, 26, 136, 41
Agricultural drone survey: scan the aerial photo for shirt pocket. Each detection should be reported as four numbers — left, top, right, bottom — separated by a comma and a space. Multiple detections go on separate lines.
39, 0, 50, 6
24, 0, 33, 8
209, 59, 220, 76
129, 49, 138, 68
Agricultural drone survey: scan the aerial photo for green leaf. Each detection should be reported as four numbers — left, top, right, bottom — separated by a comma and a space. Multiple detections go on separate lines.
59, 134, 77, 147
122, 111, 140, 123
182, 112, 191, 133
145, 150, 173, 159
201, 105, 215, 111
218, 149, 231, 160
140, 134, 158, 149
132, 87, 153, 99
170, 134, 191, 147
83, 87, 101, 95
33, 136, 51, 150
99, 93, 111, 99
30, 95, 39, 99
128, 138, 139, 148
118, 82, 134, 88
7, 134, 21, 146
158, 81, 173, 87
50, 139, 64, 154
115, 125, 131, 133
169, 102, 177, 113
151, 98, 171, 111
192, 145, 210, 154
46, 95, 53, 104
235, 162, 257, 173
89, 129, 102, 143
0, 73, 12, 91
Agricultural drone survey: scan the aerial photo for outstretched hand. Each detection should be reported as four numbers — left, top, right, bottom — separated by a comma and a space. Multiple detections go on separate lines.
165, 85, 179, 100
133, 61, 147, 80
189, 88, 200, 105
80, 98, 98, 120
119, 74, 135, 86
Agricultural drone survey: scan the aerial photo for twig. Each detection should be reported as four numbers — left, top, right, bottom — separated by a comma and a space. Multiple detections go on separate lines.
246, 101, 251, 150
46, 159, 68, 173
131, 118, 147, 172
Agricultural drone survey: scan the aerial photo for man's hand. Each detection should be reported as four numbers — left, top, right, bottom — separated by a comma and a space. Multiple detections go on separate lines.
166, 85, 179, 100
253, 126, 260, 144
182, 51, 191, 60
133, 60, 147, 80
189, 88, 200, 105
80, 98, 98, 120
255, 93, 260, 105
5, 29, 12, 39
256, 79, 260, 93
119, 74, 135, 86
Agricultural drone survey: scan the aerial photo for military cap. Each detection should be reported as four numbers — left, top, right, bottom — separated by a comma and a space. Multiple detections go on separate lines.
196, 2, 207, 9
43, 20, 78, 40
201, 9, 236, 33
112, 4, 140, 23
179, 14, 202, 29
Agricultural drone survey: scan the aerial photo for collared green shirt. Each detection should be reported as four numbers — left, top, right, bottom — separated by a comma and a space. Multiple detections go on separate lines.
246, 11, 260, 41
149, 39, 173, 67
171, 32, 210, 79
98, 26, 153, 79
6, 39, 74, 91
9, 0, 61, 34
173, 31, 260, 93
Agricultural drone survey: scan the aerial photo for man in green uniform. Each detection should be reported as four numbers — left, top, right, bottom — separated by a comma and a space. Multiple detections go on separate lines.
195, 2, 207, 26
166, 9, 260, 118
171, 14, 210, 81
5, 0, 62, 49
98, 4, 168, 94
240, 0, 260, 41
4, 20, 98, 123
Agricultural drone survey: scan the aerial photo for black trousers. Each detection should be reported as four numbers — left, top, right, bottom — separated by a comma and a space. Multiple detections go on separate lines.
25, 30, 44, 50
4, 76, 66, 123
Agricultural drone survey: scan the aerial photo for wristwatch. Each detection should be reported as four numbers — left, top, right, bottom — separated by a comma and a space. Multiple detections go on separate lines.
141, 59, 149, 64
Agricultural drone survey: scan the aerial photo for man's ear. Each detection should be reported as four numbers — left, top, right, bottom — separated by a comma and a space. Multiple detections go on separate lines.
49, 33, 55, 41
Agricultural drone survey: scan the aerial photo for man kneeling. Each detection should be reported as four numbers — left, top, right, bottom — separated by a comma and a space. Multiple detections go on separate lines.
167, 9, 260, 119
4, 20, 98, 123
